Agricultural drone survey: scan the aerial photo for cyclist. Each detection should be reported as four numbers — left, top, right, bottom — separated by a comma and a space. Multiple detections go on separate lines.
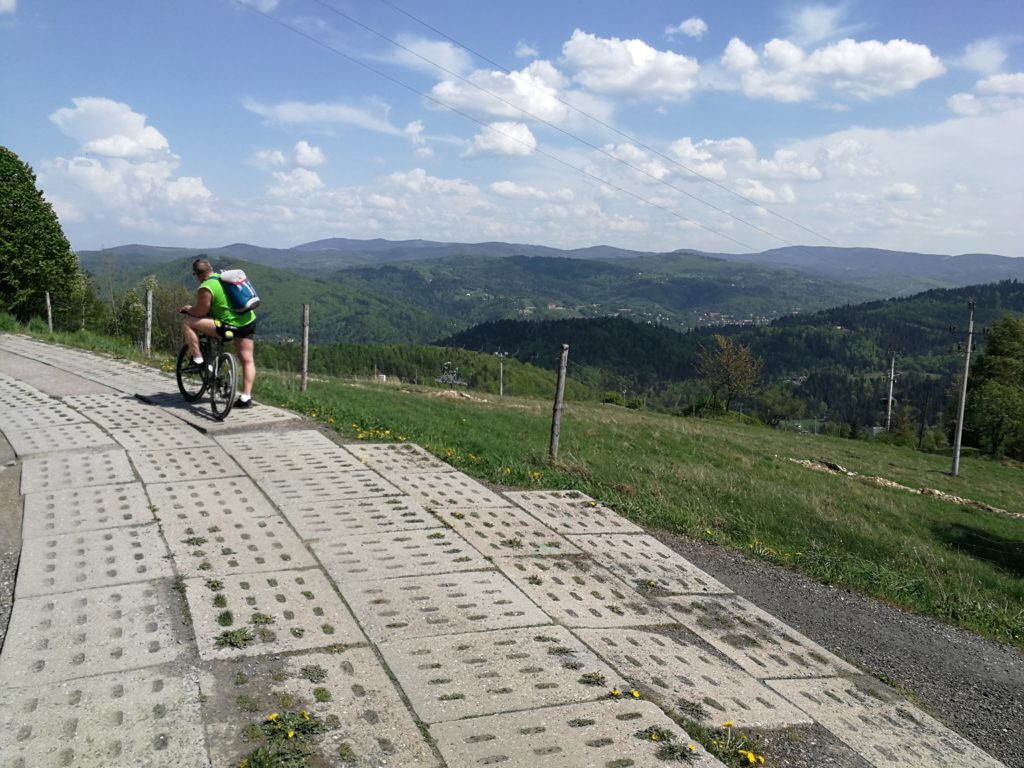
179, 257, 257, 408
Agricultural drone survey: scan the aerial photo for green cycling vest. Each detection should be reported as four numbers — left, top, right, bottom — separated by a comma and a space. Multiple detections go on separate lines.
200, 274, 256, 327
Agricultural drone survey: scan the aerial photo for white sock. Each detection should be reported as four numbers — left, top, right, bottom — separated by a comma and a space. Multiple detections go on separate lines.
239, 394, 251, 402
193, 356, 203, 364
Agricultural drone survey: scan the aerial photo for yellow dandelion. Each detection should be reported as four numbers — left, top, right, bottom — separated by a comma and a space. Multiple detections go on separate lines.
687, 744, 696, 752
302, 711, 310, 720
287, 730, 295, 739
723, 720, 734, 728
266, 712, 278, 722
631, 690, 640, 698
651, 733, 658, 741
757, 757, 765, 765
610, 687, 622, 697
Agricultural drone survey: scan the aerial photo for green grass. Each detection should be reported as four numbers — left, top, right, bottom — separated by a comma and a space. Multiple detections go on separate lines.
7, 326, 1023, 648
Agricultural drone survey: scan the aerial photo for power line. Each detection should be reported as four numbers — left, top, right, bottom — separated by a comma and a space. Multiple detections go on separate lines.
235, 1, 759, 250
309, 0, 798, 249
374, 0, 840, 247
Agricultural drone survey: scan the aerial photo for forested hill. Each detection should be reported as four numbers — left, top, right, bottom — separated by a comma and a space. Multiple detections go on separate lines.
440, 280, 1024, 424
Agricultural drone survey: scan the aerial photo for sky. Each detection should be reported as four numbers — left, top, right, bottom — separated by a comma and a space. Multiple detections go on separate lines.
2, 0, 1023, 257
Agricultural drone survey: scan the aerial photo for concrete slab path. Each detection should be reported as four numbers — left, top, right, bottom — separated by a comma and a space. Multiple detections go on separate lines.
0, 334, 1007, 768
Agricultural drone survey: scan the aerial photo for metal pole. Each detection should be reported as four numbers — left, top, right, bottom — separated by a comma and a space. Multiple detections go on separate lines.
45, 291, 53, 332
951, 301, 975, 477
885, 352, 895, 431
144, 288, 153, 357
300, 303, 310, 392
549, 344, 569, 459
495, 351, 506, 397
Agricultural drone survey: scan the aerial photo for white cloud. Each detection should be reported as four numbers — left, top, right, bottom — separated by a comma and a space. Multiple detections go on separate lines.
294, 140, 325, 168
954, 39, 1007, 75
562, 30, 700, 99
432, 60, 571, 123
251, 149, 286, 168
977, 72, 1024, 95
948, 72, 1024, 115
719, 36, 944, 102
234, 0, 277, 11
515, 41, 539, 58
462, 122, 537, 158
42, 97, 216, 237
743, 149, 822, 180
666, 18, 708, 40
786, 5, 862, 47
50, 97, 170, 159
0, 0, 16, 14
269, 168, 324, 197
243, 98, 404, 136
392, 35, 473, 76
883, 182, 919, 200
490, 181, 573, 201
384, 168, 479, 197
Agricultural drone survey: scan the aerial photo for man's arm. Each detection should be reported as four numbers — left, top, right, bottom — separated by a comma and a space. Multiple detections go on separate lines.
180, 288, 213, 317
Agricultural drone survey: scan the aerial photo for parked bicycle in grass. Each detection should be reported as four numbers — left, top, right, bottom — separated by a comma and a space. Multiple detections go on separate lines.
178, 257, 257, 418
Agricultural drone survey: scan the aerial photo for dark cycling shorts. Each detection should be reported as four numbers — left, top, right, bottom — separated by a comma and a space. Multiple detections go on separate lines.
214, 318, 257, 340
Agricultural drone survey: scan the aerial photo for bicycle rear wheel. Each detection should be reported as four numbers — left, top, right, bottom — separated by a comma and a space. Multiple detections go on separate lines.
176, 344, 207, 402
210, 352, 238, 420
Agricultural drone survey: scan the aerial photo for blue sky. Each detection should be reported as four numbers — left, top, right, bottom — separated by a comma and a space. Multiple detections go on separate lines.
2, 0, 1023, 256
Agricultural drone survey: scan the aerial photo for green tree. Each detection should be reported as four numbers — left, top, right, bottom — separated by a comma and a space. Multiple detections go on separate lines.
0, 146, 81, 323
754, 383, 806, 426
964, 314, 1024, 457
698, 334, 763, 410
967, 380, 1024, 455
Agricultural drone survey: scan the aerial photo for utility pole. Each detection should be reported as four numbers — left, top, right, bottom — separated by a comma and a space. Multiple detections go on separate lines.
885, 351, 896, 432
950, 301, 976, 478
495, 351, 507, 397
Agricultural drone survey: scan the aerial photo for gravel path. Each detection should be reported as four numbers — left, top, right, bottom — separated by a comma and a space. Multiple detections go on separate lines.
660, 532, 1024, 768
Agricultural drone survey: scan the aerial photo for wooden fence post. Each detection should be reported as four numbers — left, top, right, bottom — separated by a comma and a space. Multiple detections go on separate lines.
45, 291, 53, 332
144, 288, 153, 357
300, 303, 310, 392
549, 344, 569, 460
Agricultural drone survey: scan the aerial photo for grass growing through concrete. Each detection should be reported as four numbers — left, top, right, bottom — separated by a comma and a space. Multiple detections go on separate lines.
9, 328, 1023, 648
255, 371, 1024, 649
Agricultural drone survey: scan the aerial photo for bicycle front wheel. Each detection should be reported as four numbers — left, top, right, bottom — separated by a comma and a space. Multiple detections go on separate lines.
176, 344, 207, 402
210, 352, 238, 420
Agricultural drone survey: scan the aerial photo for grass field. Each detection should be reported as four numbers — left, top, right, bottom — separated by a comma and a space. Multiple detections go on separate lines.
11, 326, 1024, 650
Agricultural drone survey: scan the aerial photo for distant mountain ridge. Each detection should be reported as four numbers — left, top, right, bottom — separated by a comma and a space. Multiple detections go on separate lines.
77, 238, 1022, 291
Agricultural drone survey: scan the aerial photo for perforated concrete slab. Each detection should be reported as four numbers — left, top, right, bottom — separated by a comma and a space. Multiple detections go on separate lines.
341, 570, 551, 643
20, 448, 135, 493
345, 441, 456, 475
495, 557, 674, 628
22, 482, 153, 539
109, 424, 215, 452
131, 445, 244, 483
0, 667, 209, 768
380, 625, 621, 723
258, 469, 402, 506
146, 476, 280, 526
506, 490, 645, 534
162, 512, 315, 577
218, 429, 363, 478
660, 596, 859, 679
767, 677, 1005, 767
430, 698, 725, 768
15, 524, 173, 598
70, 395, 191, 432
62, 392, 144, 410
435, 505, 581, 557
140, 392, 302, 431
2, 421, 116, 458
279, 495, 441, 540
201, 649, 442, 768
389, 470, 512, 510
185, 569, 365, 659
312, 527, 488, 583
576, 628, 812, 729
0, 580, 187, 686
566, 534, 732, 595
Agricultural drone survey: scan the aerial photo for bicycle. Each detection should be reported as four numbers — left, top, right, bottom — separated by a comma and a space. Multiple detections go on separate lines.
175, 331, 238, 420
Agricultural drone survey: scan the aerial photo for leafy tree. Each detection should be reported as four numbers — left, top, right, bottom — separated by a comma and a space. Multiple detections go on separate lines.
967, 381, 1024, 455
698, 334, 763, 410
755, 383, 806, 426
0, 146, 81, 323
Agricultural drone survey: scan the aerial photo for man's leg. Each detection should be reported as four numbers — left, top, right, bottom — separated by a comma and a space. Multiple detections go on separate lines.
235, 337, 255, 397
181, 317, 218, 360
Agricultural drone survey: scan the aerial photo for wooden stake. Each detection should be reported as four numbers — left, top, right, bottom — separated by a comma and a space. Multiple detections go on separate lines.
300, 303, 310, 392
549, 344, 569, 460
